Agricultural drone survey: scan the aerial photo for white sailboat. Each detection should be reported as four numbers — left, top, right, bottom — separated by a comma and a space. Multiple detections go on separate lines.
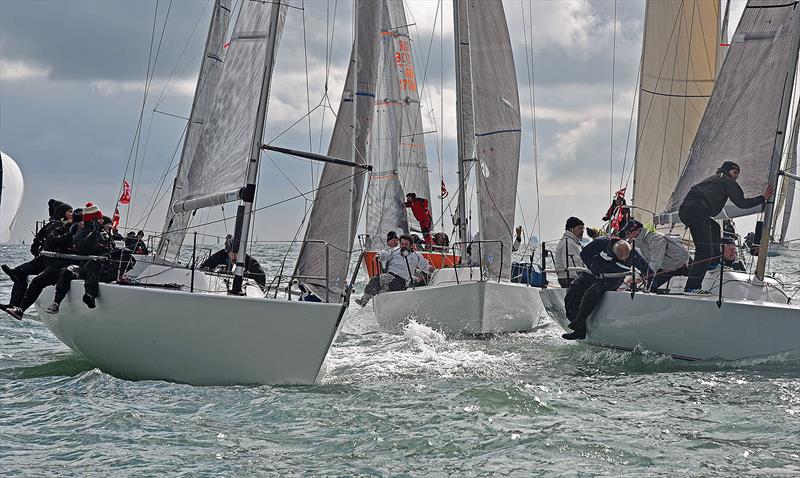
360, 0, 460, 276
541, 0, 800, 361
371, 0, 543, 335
0, 150, 24, 243
32, 0, 374, 385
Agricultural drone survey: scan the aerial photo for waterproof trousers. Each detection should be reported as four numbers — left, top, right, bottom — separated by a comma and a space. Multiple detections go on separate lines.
8, 256, 46, 307
679, 200, 720, 290
19, 266, 62, 311
564, 272, 623, 332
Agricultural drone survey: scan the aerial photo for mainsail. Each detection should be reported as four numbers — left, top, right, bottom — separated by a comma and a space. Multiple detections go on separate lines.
168, 0, 286, 215
157, 0, 231, 259
0, 151, 24, 243
663, 0, 800, 220
293, 0, 382, 302
632, 0, 719, 220
467, 0, 521, 279
365, 0, 412, 248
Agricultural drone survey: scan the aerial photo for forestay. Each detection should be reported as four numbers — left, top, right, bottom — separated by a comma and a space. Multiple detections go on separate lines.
632, 0, 718, 220
168, 0, 286, 214
293, 1, 382, 302
469, 0, 521, 279
663, 0, 800, 220
158, 0, 231, 259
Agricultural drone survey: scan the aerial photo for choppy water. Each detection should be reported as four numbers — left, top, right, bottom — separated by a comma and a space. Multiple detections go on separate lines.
1, 243, 799, 476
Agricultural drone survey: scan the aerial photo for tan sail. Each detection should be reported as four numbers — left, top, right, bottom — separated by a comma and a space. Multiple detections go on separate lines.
632, 0, 719, 223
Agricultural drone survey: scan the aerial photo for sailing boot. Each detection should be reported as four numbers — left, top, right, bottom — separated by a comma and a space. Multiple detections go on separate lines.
1, 265, 20, 283
562, 322, 586, 340
82, 294, 96, 309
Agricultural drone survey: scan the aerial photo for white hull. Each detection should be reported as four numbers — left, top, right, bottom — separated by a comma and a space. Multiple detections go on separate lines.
34, 281, 346, 385
372, 268, 544, 334
541, 279, 800, 361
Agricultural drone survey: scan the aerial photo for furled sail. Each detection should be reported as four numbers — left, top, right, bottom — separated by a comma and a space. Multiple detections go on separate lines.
632, 0, 719, 221
167, 0, 286, 215
158, 0, 231, 259
0, 151, 24, 243
293, 1, 382, 302
468, 0, 521, 279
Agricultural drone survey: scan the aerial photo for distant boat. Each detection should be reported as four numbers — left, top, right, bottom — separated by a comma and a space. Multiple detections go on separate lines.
0, 151, 24, 243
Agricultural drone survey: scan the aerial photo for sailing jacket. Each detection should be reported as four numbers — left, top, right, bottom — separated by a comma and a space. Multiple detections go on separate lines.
683, 173, 765, 216
554, 230, 586, 279
634, 228, 689, 272
580, 237, 653, 280
405, 198, 433, 229
378, 246, 432, 285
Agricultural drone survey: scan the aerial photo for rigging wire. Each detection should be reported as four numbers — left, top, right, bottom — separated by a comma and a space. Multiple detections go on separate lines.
609, 0, 617, 201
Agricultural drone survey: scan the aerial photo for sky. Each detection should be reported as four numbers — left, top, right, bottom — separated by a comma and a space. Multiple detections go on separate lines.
0, 0, 797, 247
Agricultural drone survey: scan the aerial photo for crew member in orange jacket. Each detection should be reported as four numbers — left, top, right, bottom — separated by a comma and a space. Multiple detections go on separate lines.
404, 192, 433, 247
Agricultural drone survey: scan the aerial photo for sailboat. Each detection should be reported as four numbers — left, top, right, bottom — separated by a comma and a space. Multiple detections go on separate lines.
0, 151, 24, 243
360, 0, 460, 278
541, 0, 800, 361
31, 0, 373, 385
371, 0, 544, 335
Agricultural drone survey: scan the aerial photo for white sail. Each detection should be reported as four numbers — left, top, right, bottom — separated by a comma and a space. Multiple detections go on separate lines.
169, 0, 287, 214
777, 103, 800, 243
158, 0, 231, 259
632, 0, 719, 221
468, 0, 521, 280
663, 0, 800, 220
293, 0, 383, 302
0, 151, 24, 243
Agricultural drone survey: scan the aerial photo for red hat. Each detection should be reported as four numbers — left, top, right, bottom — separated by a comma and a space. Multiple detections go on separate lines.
83, 202, 103, 222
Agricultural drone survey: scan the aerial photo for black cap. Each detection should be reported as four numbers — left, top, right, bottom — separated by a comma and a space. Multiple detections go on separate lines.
386, 230, 398, 241
720, 236, 735, 246
565, 217, 584, 230
716, 161, 740, 175
72, 208, 84, 223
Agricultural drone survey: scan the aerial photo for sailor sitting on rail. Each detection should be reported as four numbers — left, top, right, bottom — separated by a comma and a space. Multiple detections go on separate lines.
562, 237, 653, 341
721, 236, 747, 272
621, 220, 690, 292
355, 234, 433, 307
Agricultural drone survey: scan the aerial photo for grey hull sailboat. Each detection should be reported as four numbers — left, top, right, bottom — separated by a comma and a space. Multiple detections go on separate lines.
33, 0, 368, 385
542, 0, 800, 361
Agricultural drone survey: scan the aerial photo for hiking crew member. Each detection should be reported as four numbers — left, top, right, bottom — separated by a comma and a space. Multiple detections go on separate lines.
554, 216, 587, 288
622, 220, 690, 291
404, 193, 433, 247
678, 161, 773, 294
356, 234, 432, 307
562, 237, 653, 341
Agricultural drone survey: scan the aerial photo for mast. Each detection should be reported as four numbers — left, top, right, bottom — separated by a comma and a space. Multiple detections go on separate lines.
453, 0, 474, 246
717, 0, 730, 75
756, 4, 800, 280
779, 105, 800, 243
231, 0, 284, 295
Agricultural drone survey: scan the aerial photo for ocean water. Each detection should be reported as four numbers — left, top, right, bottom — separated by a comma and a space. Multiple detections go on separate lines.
1, 243, 799, 476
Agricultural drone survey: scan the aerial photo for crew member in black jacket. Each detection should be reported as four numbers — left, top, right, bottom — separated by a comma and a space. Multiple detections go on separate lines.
677, 161, 772, 293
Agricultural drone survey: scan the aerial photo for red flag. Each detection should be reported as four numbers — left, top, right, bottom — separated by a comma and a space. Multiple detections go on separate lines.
119, 180, 131, 205
438, 179, 449, 199
112, 207, 120, 229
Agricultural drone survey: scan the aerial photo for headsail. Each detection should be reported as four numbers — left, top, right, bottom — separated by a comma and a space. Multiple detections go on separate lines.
777, 102, 800, 243
468, 0, 521, 279
662, 0, 800, 220
293, 0, 382, 302
157, 0, 231, 259
632, 0, 719, 221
